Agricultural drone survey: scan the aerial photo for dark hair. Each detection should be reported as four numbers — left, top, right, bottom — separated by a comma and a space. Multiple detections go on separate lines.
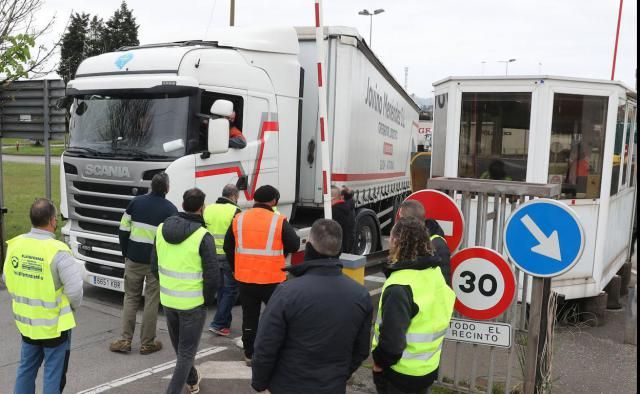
30, 198, 56, 227
309, 219, 342, 256
183, 188, 206, 213
488, 159, 507, 180
222, 184, 239, 199
389, 217, 434, 263
151, 172, 170, 195
399, 200, 426, 220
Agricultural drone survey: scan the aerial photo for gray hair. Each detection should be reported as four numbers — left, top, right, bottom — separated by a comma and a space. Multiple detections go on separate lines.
222, 184, 239, 199
309, 219, 343, 256
399, 199, 425, 220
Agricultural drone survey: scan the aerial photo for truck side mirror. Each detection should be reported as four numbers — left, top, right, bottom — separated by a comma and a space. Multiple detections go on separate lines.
210, 100, 234, 117
208, 118, 230, 154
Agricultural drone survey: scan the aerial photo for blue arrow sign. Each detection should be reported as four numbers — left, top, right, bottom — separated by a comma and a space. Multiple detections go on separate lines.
504, 199, 584, 277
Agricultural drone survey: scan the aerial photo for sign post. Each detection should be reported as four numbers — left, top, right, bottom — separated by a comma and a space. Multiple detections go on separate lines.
504, 198, 585, 394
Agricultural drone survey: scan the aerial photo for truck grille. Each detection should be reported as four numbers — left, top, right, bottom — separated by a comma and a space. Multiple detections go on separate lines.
76, 207, 123, 222
74, 194, 130, 209
73, 181, 148, 196
78, 237, 121, 252
79, 248, 124, 265
85, 261, 125, 279
78, 221, 119, 236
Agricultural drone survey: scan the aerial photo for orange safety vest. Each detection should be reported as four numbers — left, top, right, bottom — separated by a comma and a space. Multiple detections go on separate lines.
232, 207, 286, 284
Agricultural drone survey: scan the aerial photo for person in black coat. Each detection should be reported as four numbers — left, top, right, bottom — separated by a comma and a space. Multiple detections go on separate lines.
331, 186, 356, 253
398, 200, 451, 286
251, 219, 373, 394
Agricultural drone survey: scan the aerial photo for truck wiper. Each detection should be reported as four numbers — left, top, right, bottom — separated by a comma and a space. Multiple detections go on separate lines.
113, 147, 152, 159
66, 146, 106, 156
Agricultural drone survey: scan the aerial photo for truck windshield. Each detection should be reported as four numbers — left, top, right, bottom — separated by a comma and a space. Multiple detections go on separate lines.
68, 94, 190, 159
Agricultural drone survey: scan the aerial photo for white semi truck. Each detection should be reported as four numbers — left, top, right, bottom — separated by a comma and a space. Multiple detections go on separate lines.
60, 26, 420, 291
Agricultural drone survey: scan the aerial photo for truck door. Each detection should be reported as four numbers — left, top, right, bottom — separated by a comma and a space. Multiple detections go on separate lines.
195, 94, 278, 207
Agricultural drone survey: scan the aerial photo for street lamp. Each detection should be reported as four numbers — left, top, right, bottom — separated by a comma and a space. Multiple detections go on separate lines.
497, 58, 517, 76
358, 8, 385, 47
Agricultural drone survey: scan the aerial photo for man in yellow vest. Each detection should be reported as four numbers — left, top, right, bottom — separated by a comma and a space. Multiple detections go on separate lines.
2, 198, 83, 393
203, 184, 241, 337
151, 188, 219, 394
398, 200, 451, 286
223, 185, 300, 366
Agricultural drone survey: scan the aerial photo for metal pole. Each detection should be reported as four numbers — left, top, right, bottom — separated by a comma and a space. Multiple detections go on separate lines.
611, 0, 624, 80
369, 15, 373, 46
0, 134, 5, 269
314, 0, 332, 219
43, 80, 52, 200
230, 0, 235, 26
523, 277, 552, 394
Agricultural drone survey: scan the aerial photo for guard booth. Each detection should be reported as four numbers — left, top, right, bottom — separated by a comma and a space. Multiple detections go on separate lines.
432, 76, 637, 300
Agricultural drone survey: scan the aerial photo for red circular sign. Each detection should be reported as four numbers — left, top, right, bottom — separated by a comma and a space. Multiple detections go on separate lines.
402, 189, 464, 252
450, 247, 515, 320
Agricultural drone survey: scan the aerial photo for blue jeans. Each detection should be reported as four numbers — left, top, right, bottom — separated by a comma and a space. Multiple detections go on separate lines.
210, 269, 239, 330
15, 333, 71, 394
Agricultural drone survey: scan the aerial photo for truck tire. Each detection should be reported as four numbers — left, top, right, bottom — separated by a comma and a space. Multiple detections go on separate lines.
354, 214, 379, 255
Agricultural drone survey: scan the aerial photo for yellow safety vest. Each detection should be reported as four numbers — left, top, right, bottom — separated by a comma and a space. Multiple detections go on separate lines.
3, 235, 76, 340
372, 267, 455, 377
203, 203, 238, 255
119, 212, 158, 245
156, 225, 208, 310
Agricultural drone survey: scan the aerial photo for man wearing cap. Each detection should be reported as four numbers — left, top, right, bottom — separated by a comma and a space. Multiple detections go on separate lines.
223, 185, 300, 366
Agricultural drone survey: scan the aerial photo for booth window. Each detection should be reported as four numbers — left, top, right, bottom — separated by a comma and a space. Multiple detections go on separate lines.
548, 94, 608, 199
621, 103, 636, 187
458, 92, 531, 181
610, 100, 627, 195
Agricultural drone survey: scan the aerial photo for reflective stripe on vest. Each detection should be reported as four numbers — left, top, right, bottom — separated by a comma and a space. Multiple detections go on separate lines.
233, 208, 286, 284
156, 224, 208, 310
129, 221, 158, 245
203, 203, 238, 255
3, 235, 76, 340
372, 267, 455, 377
430, 234, 445, 242
120, 212, 132, 232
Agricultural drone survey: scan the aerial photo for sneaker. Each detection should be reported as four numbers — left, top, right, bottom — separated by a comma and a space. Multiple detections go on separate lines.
244, 355, 252, 367
109, 339, 132, 353
140, 340, 163, 355
208, 327, 231, 337
234, 338, 244, 349
187, 367, 202, 394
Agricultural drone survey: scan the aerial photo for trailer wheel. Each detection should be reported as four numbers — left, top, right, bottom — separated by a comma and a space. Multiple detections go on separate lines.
354, 214, 378, 255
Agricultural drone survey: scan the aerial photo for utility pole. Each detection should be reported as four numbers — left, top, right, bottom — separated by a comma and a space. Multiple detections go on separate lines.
611, 0, 624, 80
230, 0, 235, 26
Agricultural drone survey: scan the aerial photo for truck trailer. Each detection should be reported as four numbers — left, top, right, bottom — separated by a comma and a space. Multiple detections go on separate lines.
60, 26, 420, 291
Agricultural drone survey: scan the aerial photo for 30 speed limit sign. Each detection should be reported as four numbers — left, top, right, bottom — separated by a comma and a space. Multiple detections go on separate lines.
450, 247, 516, 320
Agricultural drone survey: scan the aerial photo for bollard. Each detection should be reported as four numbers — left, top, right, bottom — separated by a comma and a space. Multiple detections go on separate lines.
581, 291, 608, 327
624, 285, 637, 345
605, 275, 622, 310
618, 262, 632, 296
339, 253, 366, 285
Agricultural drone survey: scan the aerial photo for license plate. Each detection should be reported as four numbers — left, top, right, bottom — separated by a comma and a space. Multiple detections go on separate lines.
91, 275, 122, 291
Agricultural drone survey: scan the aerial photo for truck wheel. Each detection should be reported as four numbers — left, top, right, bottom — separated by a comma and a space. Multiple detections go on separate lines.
354, 214, 379, 255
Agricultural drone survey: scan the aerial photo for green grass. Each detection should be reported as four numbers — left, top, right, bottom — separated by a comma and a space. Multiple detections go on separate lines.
2, 139, 65, 157
1, 162, 61, 240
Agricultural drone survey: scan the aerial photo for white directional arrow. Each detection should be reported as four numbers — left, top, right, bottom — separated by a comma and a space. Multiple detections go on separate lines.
520, 215, 562, 261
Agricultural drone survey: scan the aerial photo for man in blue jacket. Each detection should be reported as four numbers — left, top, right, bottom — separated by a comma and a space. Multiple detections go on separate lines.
110, 172, 178, 354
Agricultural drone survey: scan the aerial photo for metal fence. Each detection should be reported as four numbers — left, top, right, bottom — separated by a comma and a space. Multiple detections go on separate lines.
427, 178, 561, 394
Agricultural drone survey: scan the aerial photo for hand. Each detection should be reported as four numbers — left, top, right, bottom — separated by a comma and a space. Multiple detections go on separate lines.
372, 363, 383, 373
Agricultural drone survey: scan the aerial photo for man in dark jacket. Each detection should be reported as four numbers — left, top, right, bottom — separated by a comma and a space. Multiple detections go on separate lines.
398, 200, 451, 286
110, 172, 178, 354
331, 186, 356, 253
251, 219, 372, 394
151, 188, 219, 394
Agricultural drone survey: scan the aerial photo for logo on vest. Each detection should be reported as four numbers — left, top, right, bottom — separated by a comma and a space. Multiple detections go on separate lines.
11, 256, 19, 269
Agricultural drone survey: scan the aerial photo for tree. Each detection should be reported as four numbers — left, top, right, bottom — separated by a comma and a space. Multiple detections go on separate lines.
84, 16, 106, 58
0, 0, 60, 84
58, 13, 89, 83
103, 1, 139, 52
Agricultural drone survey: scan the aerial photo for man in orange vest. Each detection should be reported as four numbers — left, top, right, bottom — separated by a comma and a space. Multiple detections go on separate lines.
223, 185, 300, 365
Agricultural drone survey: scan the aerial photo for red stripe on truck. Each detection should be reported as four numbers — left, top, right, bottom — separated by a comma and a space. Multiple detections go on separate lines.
332, 172, 406, 181
317, 63, 323, 87
315, 2, 320, 27
320, 117, 326, 141
322, 171, 328, 194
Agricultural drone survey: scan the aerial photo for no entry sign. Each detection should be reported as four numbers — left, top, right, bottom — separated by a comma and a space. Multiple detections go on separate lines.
451, 247, 515, 320
404, 189, 464, 252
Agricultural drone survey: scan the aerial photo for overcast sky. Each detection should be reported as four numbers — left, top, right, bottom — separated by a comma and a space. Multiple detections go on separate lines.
40, 0, 637, 97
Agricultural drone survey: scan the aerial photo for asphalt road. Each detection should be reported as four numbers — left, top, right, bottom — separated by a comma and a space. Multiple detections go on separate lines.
0, 154, 61, 165
0, 252, 636, 393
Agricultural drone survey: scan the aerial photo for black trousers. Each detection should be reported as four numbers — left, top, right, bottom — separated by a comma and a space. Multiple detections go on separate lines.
164, 305, 206, 394
373, 372, 431, 394
238, 282, 278, 358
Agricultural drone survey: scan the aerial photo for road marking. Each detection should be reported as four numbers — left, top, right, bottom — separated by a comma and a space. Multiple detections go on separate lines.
436, 220, 454, 237
369, 287, 383, 296
77, 346, 226, 393
163, 361, 251, 380
365, 275, 386, 283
